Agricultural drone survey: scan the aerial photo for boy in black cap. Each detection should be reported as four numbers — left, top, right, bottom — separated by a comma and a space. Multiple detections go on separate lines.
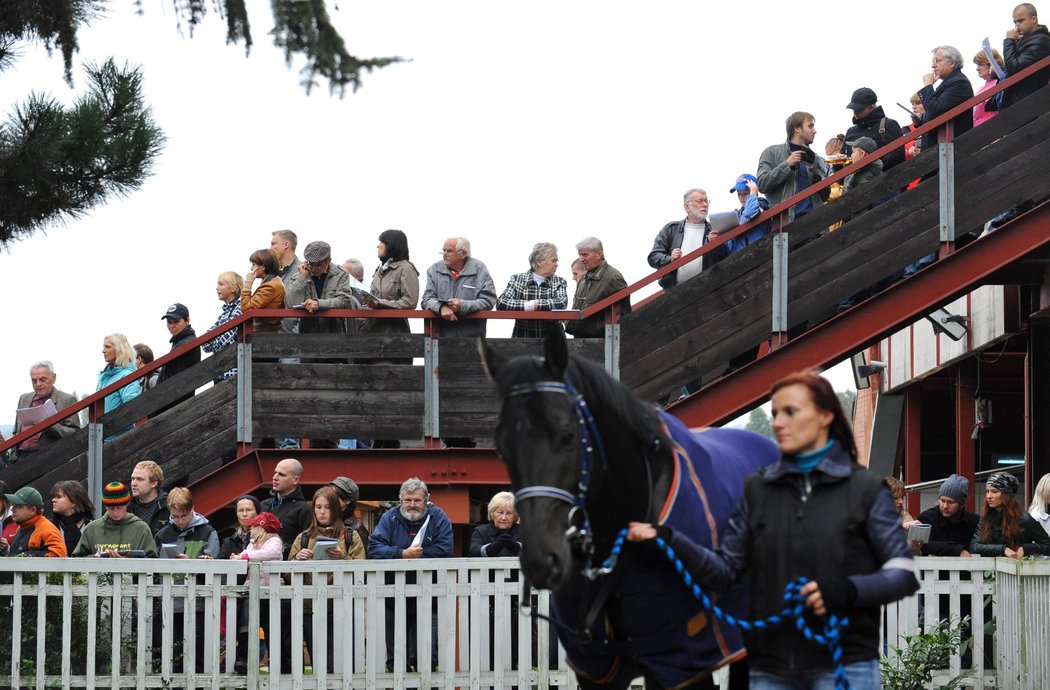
841, 87, 905, 170
156, 302, 201, 411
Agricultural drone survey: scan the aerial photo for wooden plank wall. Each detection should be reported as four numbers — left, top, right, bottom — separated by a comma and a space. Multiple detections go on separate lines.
251, 333, 426, 440
621, 87, 1050, 402
438, 337, 605, 438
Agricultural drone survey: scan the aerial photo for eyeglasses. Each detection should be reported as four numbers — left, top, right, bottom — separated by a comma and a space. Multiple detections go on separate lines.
440, 249, 459, 255
686, 199, 709, 207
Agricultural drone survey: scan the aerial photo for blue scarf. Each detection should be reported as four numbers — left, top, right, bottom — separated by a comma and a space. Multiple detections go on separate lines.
794, 440, 835, 474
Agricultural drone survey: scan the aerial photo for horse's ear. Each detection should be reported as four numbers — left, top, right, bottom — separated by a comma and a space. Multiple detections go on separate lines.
478, 337, 506, 383
544, 326, 569, 379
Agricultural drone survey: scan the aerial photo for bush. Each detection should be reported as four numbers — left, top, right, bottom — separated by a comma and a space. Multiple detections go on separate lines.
880, 616, 972, 690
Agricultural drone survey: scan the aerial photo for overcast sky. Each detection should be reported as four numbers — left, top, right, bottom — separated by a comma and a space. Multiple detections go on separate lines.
0, 0, 1012, 424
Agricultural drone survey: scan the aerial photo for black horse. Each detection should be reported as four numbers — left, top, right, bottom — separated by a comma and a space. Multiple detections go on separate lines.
480, 328, 779, 689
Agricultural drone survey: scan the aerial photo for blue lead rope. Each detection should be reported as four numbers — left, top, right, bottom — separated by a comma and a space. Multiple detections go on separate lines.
602, 528, 852, 690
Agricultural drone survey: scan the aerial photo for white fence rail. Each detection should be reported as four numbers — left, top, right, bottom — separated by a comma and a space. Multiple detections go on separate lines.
2, 556, 1048, 688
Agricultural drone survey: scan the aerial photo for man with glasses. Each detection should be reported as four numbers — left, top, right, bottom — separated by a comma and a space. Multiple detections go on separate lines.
648, 188, 717, 290
368, 477, 453, 672
10, 360, 81, 464
421, 236, 497, 339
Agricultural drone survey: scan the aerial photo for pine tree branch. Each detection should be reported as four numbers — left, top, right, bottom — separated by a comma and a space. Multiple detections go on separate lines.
0, 59, 165, 245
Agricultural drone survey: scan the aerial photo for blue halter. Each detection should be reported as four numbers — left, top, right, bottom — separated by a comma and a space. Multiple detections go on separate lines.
505, 376, 608, 577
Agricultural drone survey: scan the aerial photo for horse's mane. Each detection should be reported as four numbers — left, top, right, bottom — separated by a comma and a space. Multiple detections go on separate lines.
494, 349, 669, 450
567, 356, 670, 449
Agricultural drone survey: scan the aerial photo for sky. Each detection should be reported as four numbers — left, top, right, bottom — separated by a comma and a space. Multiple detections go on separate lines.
0, 0, 1013, 425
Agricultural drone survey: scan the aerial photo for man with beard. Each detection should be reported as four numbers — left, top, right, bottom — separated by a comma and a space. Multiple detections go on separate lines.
912, 474, 980, 556
368, 477, 453, 672
837, 87, 905, 170
757, 111, 830, 225
648, 188, 719, 290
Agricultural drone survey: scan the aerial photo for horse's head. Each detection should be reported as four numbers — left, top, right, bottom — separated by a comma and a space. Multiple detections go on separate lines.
480, 329, 583, 591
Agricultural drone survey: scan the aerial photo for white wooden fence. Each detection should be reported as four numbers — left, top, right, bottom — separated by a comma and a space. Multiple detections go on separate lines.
1, 556, 1047, 689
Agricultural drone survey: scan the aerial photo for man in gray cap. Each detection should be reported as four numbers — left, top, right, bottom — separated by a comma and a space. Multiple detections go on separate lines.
913, 474, 980, 556
842, 136, 884, 196
285, 240, 356, 335
329, 476, 370, 555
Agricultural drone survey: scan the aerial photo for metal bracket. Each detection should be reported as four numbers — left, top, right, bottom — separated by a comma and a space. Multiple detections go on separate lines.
772, 232, 789, 334
939, 142, 955, 243
604, 323, 621, 380
236, 342, 252, 444
87, 422, 104, 510
424, 336, 440, 437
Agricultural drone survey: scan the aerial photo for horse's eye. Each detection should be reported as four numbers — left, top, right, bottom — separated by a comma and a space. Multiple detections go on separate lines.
559, 431, 575, 448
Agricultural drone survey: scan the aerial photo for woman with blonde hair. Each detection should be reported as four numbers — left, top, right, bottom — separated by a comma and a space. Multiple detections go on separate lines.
1027, 472, 1050, 537
203, 270, 244, 381
469, 491, 522, 557
97, 334, 141, 432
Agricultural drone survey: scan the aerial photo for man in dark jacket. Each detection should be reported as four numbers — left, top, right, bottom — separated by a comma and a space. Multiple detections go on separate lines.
648, 189, 717, 289
918, 45, 974, 153
129, 460, 170, 538
565, 236, 630, 337
265, 458, 313, 559
156, 303, 201, 412
1000, 3, 1050, 109
841, 87, 905, 170
914, 474, 980, 556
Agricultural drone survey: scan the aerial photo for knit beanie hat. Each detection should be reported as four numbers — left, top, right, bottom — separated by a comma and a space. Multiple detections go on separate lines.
987, 472, 1019, 496
248, 512, 282, 534
102, 481, 132, 506
938, 474, 968, 503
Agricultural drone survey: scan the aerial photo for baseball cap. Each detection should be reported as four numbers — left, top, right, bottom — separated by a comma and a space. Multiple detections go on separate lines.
161, 303, 190, 320
729, 173, 758, 193
5, 486, 43, 509
846, 87, 878, 110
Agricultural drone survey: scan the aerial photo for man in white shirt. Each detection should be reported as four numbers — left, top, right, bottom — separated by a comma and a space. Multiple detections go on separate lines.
648, 188, 716, 289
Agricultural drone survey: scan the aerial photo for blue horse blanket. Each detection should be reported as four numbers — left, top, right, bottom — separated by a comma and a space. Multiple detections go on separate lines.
553, 411, 779, 687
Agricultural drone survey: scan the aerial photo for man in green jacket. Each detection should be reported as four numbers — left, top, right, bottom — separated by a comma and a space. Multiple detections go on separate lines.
565, 236, 630, 338
71, 481, 158, 557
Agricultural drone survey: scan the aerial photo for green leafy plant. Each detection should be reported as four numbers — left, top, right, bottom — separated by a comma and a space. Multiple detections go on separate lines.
880, 616, 973, 690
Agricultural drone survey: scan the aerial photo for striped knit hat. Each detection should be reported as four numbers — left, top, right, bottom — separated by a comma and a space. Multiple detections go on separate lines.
102, 481, 132, 506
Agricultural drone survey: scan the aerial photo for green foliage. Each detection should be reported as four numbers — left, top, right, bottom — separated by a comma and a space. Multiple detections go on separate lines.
0, 0, 106, 85
0, 58, 165, 245
745, 407, 773, 439
142, 0, 405, 96
837, 389, 856, 418
879, 616, 973, 690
